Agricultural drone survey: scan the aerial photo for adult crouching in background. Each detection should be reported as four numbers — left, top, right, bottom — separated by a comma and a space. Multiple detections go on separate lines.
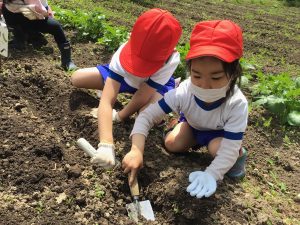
1, 0, 77, 71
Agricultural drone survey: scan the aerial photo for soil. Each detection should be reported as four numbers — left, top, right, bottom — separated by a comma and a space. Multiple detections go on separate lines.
0, 1, 299, 225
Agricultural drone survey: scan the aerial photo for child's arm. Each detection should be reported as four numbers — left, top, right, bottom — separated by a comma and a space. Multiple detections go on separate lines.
122, 100, 169, 185
89, 77, 121, 168
122, 133, 145, 185
205, 138, 242, 180
47, 5, 54, 18
98, 77, 121, 144
118, 82, 157, 120
205, 98, 248, 181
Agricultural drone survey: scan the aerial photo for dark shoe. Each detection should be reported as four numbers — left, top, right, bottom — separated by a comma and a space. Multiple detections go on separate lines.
58, 42, 77, 71
226, 147, 247, 179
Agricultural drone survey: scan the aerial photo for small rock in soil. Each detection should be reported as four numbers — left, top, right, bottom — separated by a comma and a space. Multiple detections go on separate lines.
67, 165, 82, 178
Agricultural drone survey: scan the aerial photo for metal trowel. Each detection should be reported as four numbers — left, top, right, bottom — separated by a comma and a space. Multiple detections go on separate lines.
126, 175, 155, 223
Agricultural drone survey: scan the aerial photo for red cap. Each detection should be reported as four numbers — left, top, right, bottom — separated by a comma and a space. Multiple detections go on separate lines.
186, 20, 243, 62
119, 8, 182, 77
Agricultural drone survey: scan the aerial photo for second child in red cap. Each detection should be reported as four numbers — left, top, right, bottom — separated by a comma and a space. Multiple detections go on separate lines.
122, 20, 248, 198
71, 9, 182, 167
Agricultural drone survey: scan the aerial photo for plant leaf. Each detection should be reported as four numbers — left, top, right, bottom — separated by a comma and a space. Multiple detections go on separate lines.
287, 110, 300, 126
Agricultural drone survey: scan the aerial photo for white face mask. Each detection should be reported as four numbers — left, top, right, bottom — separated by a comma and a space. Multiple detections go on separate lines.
189, 78, 230, 103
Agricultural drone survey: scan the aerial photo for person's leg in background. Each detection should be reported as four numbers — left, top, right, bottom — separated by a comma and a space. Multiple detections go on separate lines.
27, 30, 48, 49
2, 7, 27, 50
12, 15, 77, 71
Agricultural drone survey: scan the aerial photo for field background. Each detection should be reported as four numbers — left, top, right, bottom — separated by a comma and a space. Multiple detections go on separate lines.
0, 0, 299, 224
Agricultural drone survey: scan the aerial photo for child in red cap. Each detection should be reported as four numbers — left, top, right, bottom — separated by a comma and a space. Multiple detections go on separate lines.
123, 20, 248, 198
71, 8, 182, 167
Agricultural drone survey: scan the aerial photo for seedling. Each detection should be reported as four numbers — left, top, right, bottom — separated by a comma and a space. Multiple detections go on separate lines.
95, 185, 105, 199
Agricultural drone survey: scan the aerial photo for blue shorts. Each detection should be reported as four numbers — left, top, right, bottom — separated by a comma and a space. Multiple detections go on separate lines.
179, 113, 224, 147
96, 64, 175, 96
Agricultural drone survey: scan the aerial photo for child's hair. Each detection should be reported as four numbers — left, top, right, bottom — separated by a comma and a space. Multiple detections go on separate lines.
186, 59, 243, 98
185, 20, 244, 98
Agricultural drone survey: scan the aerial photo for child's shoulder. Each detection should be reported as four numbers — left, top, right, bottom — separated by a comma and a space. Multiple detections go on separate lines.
228, 86, 248, 106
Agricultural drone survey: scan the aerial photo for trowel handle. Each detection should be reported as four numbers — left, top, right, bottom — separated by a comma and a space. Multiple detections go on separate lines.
128, 174, 139, 197
77, 138, 97, 157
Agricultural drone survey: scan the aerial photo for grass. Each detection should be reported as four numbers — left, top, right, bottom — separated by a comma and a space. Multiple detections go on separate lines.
241, 178, 298, 224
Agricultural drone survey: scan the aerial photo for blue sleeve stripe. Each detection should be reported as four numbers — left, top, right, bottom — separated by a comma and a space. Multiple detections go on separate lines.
108, 70, 124, 83
224, 131, 244, 140
146, 79, 164, 90
158, 99, 172, 114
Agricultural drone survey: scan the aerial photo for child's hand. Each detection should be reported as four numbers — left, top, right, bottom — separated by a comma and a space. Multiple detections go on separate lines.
47, 6, 55, 18
122, 150, 143, 186
186, 171, 217, 198
91, 143, 115, 168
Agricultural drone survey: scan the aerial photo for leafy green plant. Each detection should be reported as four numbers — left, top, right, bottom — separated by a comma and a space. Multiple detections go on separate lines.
53, 6, 106, 41
174, 42, 190, 80
251, 72, 300, 126
97, 25, 129, 52
281, 0, 300, 7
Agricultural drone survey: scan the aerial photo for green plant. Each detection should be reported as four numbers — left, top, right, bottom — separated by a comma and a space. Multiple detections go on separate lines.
95, 185, 105, 199
281, 0, 300, 7
269, 171, 287, 193
36, 201, 44, 214
172, 203, 181, 214
174, 42, 190, 80
97, 25, 129, 52
66, 197, 74, 206
53, 6, 106, 41
252, 72, 300, 125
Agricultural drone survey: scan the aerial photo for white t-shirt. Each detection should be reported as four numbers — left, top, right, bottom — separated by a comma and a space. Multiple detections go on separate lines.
131, 78, 248, 180
109, 43, 180, 89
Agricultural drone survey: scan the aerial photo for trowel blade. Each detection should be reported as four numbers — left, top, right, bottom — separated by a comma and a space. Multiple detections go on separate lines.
126, 200, 155, 221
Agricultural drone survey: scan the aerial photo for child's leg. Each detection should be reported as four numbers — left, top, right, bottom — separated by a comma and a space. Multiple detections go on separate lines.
139, 92, 163, 112
207, 137, 223, 157
207, 137, 247, 179
71, 67, 105, 90
164, 122, 197, 153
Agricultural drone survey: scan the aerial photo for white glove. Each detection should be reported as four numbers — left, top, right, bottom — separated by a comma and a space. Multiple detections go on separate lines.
91, 143, 116, 168
186, 171, 217, 198
112, 109, 121, 122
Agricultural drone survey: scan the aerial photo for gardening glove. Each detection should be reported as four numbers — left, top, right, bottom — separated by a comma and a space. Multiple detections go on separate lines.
91, 143, 116, 168
186, 171, 217, 198
112, 109, 121, 122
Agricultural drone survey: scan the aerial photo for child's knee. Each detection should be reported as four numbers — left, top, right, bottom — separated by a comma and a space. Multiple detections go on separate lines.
208, 137, 222, 157
164, 136, 183, 153
70, 70, 82, 87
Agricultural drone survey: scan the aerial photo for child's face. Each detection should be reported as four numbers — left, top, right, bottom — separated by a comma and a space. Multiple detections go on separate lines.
190, 57, 230, 89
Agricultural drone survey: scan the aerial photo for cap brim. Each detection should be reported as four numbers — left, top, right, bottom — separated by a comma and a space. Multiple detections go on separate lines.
120, 42, 164, 78
186, 45, 237, 63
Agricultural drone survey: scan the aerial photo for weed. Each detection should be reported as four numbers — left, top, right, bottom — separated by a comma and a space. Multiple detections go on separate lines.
172, 203, 181, 214
95, 185, 105, 199
66, 196, 74, 206
36, 201, 44, 214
